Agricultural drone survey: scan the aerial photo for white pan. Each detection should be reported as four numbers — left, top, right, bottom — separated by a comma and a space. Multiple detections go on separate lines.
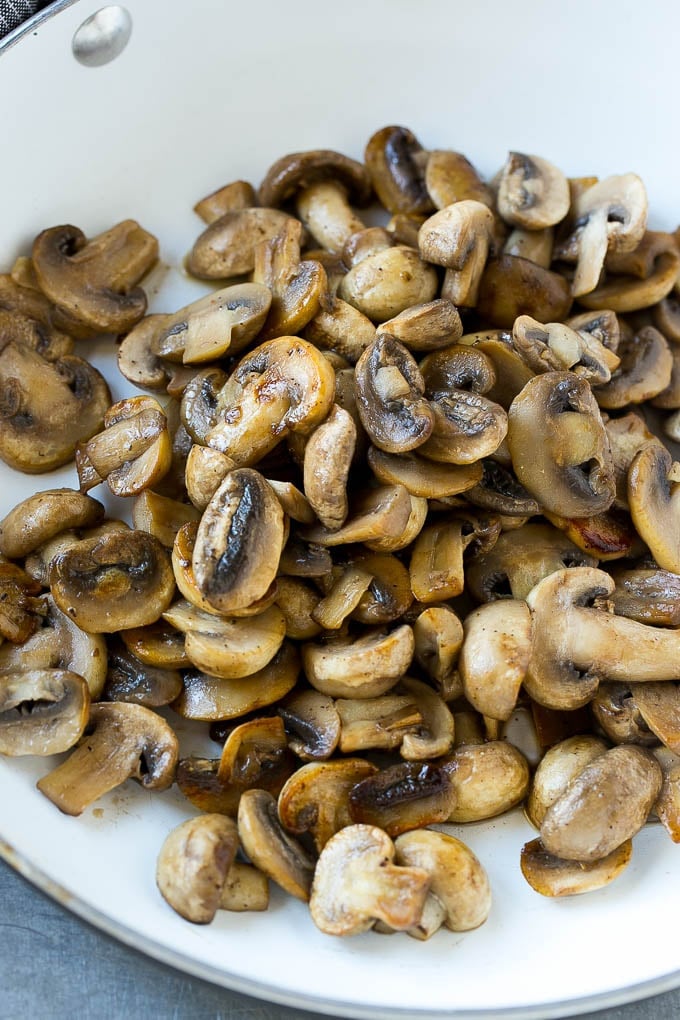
1, 2, 679, 1017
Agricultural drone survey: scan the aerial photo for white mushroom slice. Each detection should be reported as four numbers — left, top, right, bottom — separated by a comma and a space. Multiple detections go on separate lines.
266, 480, 315, 524
193, 180, 256, 223
512, 315, 619, 386
0, 488, 104, 560
395, 830, 491, 936
348, 761, 455, 835
187, 207, 296, 279
312, 567, 374, 630
460, 600, 532, 721
378, 298, 463, 352
303, 405, 356, 530
296, 179, 365, 254
399, 677, 455, 759
277, 688, 340, 759
153, 283, 272, 363
338, 245, 438, 322
367, 446, 482, 499
278, 759, 378, 852
302, 624, 415, 699
520, 837, 632, 897
409, 520, 469, 603
37, 702, 178, 816
418, 200, 494, 307
156, 815, 239, 924
304, 296, 376, 364
496, 153, 570, 230
309, 824, 430, 936
163, 600, 285, 680
0, 669, 90, 756
365, 495, 428, 553
632, 683, 680, 753
442, 741, 530, 822
503, 227, 554, 268
540, 745, 662, 862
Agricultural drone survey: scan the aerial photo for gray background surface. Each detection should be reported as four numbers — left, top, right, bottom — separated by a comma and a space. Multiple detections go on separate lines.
1, 857, 679, 1020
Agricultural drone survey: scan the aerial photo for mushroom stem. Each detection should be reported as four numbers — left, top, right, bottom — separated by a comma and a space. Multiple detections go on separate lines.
296, 180, 364, 254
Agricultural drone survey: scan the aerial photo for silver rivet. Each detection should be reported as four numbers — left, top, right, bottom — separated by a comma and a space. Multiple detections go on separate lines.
72, 6, 132, 67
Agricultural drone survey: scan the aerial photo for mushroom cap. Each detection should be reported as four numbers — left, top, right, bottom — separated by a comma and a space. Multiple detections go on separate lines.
520, 837, 632, 897
364, 126, 432, 216
50, 529, 176, 633
460, 599, 532, 721
156, 814, 239, 924
0, 668, 90, 756
526, 735, 609, 829
302, 624, 414, 699
394, 829, 491, 931
103, 639, 182, 707
237, 788, 315, 902
628, 444, 680, 573
277, 688, 341, 760
278, 758, 378, 852
338, 246, 438, 323
348, 761, 456, 836
155, 283, 272, 363
496, 152, 570, 229
354, 335, 434, 454
258, 150, 372, 208
187, 209, 294, 279
442, 741, 530, 822
309, 823, 431, 935
303, 404, 356, 530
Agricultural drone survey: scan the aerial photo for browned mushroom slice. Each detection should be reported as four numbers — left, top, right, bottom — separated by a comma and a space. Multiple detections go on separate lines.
296, 180, 366, 255
609, 565, 680, 627
184, 445, 234, 512
349, 552, 413, 626
507, 371, 615, 517
579, 231, 679, 313
102, 639, 182, 707
191, 469, 284, 615
76, 396, 172, 497
0, 669, 90, 756
0, 273, 73, 352
252, 220, 327, 342
425, 151, 493, 210
511, 315, 619, 386
37, 701, 178, 815
32, 221, 158, 335
542, 507, 641, 562
464, 459, 540, 517
117, 314, 171, 391
338, 241, 438, 323
278, 759, 378, 852
503, 227, 554, 268
412, 605, 463, 700
156, 815, 239, 924
302, 624, 414, 699
187, 208, 295, 279
348, 761, 455, 836
219, 863, 269, 912
303, 296, 375, 363
653, 294, 680, 342
395, 830, 491, 937
654, 747, 680, 842
364, 126, 432, 216
378, 299, 463, 354
278, 534, 332, 577
194, 180, 256, 223
20, 509, 129, 584
258, 149, 372, 209
628, 445, 680, 573
419, 201, 494, 307
206, 336, 335, 465
466, 522, 597, 602
272, 577, 322, 641
474, 333, 536, 409
409, 519, 470, 603
367, 446, 482, 499
156, 284, 272, 365
312, 567, 373, 631
595, 326, 672, 409
525, 735, 609, 829
120, 619, 189, 669
397, 677, 455, 760
303, 484, 412, 548
335, 693, 423, 754
303, 405, 356, 530
277, 688, 340, 760
604, 411, 664, 509
441, 741, 530, 822
50, 529, 175, 633
237, 789, 315, 902
172, 641, 300, 721
496, 152, 569, 229
525, 568, 680, 711
420, 388, 508, 466
179, 366, 228, 445
0, 563, 43, 643
475, 255, 572, 329
651, 343, 680, 410
591, 683, 658, 747
540, 745, 662, 862
364, 495, 428, 554
176, 716, 295, 815
520, 837, 632, 897
132, 490, 200, 549
632, 683, 680, 754
0, 305, 74, 362
0, 594, 107, 699
555, 174, 648, 298
0, 339, 111, 473
460, 600, 532, 721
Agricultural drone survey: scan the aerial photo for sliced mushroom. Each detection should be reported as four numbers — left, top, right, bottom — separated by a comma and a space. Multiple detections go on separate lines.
378, 299, 463, 353
542, 506, 641, 562
503, 227, 554, 268
350, 551, 413, 626
464, 459, 540, 516
237, 789, 315, 902
191, 468, 284, 614
525, 735, 609, 829
580, 231, 679, 312
187, 208, 294, 279
604, 411, 663, 509
335, 693, 423, 754
591, 683, 658, 747
367, 445, 482, 499
258, 149, 371, 210
252, 219, 327, 341
277, 688, 340, 759
102, 639, 182, 706
540, 744, 662, 862
409, 519, 469, 603
653, 294, 680, 343
609, 565, 680, 627
0, 564, 43, 643
475, 255, 572, 329
507, 371, 615, 517
653, 746, 680, 842
364, 494, 428, 554
0, 305, 74, 361
496, 152, 569, 229
628, 445, 680, 573
511, 315, 619, 386
460, 600, 532, 721
37, 701, 178, 815
303, 405, 356, 530
632, 683, 680, 754
394, 830, 491, 936
132, 490, 200, 549
273, 577, 322, 641
172, 641, 299, 721
520, 837, 632, 897
184, 445, 233, 512
302, 483, 412, 547
180, 366, 228, 445
76, 397, 171, 497
194, 179, 256, 223
278, 759, 378, 852
419, 359, 508, 466
364, 126, 431, 216
219, 862, 269, 912
32, 221, 158, 334
0, 593, 107, 699
425, 150, 493, 210
354, 335, 434, 454
466, 522, 596, 602
412, 605, 463, 700
419, 200, 494, 307
474, 332, 536, 409
50, 529, 175, 633
277, 533, 332, 577
312, 566, 374, 631
206, 336, 335, 465
348, 761, 455, 836
398, 677, 455, 760
157, 814, 239, 924
0, 339, 111, 473
0, 669, 89, 756
117, 314, 171, 391
595, 326, 672, 409
120, 619, 188, 670
338, 242, 438, 323
302, 624, 414, 699
441, 741, 530, 822
303, 296, 375, 363
154, 283, 272, 363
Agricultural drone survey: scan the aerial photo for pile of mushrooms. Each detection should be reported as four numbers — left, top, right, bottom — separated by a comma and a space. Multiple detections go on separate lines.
1, 127, 680, 939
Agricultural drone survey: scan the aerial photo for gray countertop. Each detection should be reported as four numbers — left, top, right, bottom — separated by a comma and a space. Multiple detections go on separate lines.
1, 857, 678, 1020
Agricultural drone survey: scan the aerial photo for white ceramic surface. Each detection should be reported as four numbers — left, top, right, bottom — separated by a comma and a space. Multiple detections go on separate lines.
1, 1, 679, 1016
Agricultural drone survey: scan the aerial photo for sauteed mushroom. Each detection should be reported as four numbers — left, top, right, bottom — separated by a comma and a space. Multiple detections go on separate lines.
187, 208, 294, 279
496, 152, 570, 229
354, 335, 433, 453
237, 789, 315, 902
0, 488, 104, 560
0, 668, 89, 756
520, 838, 632, 897
157, 814, 239, 924
418, 200, 494, 307
364, 126, 431, 216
